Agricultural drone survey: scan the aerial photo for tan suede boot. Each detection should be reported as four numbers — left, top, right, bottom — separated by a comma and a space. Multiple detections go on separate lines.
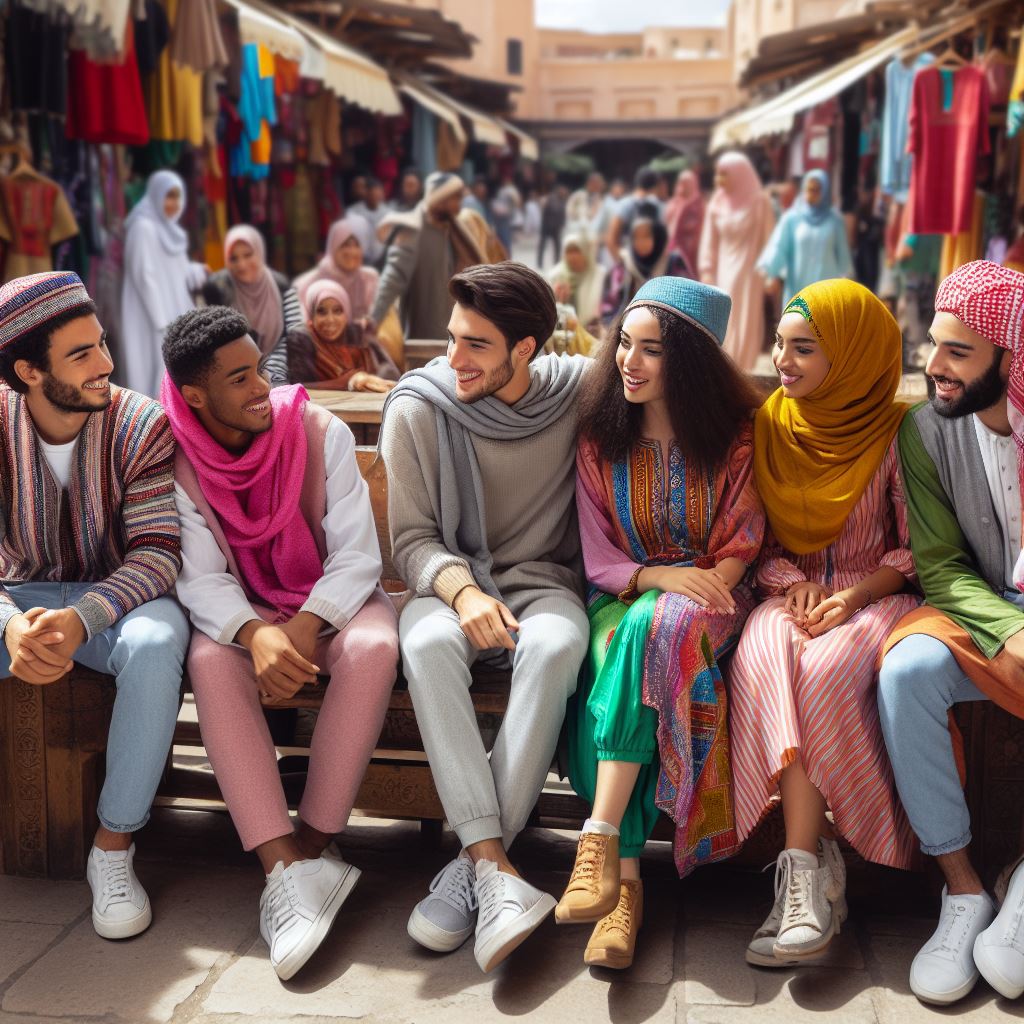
584, 879, 643, 969
555, 832, 620, 923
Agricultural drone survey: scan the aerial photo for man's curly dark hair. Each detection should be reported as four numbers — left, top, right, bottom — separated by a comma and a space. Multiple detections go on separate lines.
162, 305, 251, 388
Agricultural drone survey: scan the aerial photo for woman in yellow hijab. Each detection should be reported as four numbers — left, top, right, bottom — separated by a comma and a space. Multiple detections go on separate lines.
727, 279, 921, 967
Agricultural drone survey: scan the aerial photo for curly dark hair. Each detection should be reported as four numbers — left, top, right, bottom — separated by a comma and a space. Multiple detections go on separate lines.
162, 305, 251, 388
0, 301, 97, 393
449, 261, 556, 361
577, 304, 764, 471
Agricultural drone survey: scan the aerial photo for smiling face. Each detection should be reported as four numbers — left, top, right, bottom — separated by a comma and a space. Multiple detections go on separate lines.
163, 187, 183, 221
16, 313, 114, 414
333, 236, 363, 272
311, 296, 348, 343
615, 306, 665, 409
772, 312, 831, 399
182, 336, 272, 446
925, 311, 1009, 418
446, 302, 533, 404
227, 240, 262, 284
632, 222, 655, 259
565, 244, 587, 274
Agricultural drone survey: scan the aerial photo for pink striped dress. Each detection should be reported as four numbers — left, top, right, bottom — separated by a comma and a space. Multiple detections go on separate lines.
727, 440, 919, 869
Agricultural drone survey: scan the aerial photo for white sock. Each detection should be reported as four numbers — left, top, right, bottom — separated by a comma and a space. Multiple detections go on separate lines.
784, 848, 819, 870
583, 818, 619, 837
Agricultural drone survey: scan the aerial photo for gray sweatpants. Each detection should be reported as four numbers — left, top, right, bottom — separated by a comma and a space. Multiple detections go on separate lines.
400, 590, 589, 849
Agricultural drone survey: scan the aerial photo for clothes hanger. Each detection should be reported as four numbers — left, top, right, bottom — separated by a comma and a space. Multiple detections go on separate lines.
0, 141, 36, 178
932, 40, 969, 69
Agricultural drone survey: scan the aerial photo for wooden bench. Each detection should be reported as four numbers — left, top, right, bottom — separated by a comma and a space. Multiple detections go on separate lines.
3, 448, 1023, 881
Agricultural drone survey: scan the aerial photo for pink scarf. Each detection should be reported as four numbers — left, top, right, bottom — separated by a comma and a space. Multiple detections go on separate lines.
665, 171, 705, 277
224, 225, 284, 356
161, 378, 323, 615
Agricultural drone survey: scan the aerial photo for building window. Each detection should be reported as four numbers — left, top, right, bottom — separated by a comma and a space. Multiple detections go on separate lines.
507, 39, 523, 75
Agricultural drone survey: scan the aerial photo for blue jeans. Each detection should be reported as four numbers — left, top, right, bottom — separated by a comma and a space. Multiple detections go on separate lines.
877, 590, 1024, 856
3, 581, 188, 833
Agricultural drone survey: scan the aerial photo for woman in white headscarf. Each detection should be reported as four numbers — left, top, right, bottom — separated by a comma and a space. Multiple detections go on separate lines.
120, 170, 207, 397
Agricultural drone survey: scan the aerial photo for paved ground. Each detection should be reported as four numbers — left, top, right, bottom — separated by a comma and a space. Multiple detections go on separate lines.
0, 806, 1020, 1024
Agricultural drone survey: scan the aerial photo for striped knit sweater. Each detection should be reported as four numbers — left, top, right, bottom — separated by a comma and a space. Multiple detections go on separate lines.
0, 384, 181, 639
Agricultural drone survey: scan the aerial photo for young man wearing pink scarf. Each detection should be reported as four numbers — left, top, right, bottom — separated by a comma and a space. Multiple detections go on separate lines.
160, 306, 398, 982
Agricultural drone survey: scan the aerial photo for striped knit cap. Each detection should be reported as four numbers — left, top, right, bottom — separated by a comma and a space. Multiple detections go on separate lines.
0, 272, 92, 353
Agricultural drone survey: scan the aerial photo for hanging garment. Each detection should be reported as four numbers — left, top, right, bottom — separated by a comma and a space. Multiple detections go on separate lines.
144, 0, 203, 146
0, 171, 79, 281
879, 53, 934, 202
66, 20, 149, 146
168, 0, 227, 72
1010, 36, 1024, 138
6, 6, 69, 116
907, 65, 991, 235
231, 43, 276, 180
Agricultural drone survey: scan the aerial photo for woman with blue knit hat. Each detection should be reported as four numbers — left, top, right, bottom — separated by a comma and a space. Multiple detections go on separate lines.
559, 276, 766, 968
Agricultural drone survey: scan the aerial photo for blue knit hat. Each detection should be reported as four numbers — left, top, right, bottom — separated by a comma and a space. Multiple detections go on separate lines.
626, 276, 732, 347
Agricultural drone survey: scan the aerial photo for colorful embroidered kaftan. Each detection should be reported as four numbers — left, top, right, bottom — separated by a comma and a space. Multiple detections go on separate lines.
571, 425, 765, 876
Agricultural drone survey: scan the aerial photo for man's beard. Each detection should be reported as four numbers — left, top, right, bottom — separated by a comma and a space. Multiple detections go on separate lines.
462, 355, 515, 404
930, 353, 1006, 419
42, 374, 110, 414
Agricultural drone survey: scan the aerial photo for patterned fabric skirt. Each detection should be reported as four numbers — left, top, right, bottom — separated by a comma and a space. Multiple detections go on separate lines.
568, 587, 750, 877
729, 594, 920, 869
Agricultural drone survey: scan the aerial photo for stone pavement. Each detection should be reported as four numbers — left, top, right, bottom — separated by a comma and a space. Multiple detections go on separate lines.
0, 807, 1020, 1024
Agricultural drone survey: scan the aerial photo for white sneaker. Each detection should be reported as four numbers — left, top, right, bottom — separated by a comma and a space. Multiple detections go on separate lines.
473, 860, 556, 973
86, 844, 152, 940
773, 846, 847, 961
974, 856, 1024, 999
748, 838, 844, 967
910, 887, 994, 1005
259, 854, 361, 980
408, 855, 478, 952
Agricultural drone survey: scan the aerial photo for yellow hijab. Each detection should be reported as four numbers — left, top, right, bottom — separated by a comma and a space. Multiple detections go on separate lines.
753, 279, 908, 555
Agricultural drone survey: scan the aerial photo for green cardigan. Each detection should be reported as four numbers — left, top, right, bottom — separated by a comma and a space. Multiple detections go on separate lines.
898, 408, 1024, 659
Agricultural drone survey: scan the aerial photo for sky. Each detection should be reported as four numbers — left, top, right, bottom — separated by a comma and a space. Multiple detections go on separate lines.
535, 0, 730, 32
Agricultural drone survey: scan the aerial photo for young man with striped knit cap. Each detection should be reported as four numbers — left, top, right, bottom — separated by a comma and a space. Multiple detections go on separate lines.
0, 271, 188, 939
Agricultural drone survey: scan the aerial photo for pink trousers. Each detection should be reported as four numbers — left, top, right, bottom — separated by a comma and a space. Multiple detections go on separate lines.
188, 589, 398, 851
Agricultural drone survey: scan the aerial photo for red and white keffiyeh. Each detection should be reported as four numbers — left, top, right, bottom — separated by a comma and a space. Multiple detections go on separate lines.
935, 259, 1024, 589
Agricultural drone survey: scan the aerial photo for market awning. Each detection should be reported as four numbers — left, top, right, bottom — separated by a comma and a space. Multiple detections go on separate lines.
711, 24, 919, 150
221, 0, 307, 63
394, 74, 507, 146
496, 117, 539, 161
396, 77, 467, 144
237, 0, 403, 116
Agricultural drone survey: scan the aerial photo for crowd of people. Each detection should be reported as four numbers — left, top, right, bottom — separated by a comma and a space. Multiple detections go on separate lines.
107, 153, 871, 395
2, 181, 1024, 1011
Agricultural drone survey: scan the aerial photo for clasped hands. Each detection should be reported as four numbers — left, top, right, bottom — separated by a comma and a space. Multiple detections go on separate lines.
236, 612, 323, 702
784, 581, 867, 637
3, 607, 85, 685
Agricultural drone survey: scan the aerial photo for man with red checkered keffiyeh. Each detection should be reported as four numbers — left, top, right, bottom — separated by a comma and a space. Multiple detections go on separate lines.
877, 260, 1024, 1006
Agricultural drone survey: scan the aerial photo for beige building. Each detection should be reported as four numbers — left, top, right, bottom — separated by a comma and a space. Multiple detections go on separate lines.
406, 0, 735, 159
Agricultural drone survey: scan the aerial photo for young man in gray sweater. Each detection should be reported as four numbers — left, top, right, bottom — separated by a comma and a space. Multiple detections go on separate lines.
379, 261, 589, 973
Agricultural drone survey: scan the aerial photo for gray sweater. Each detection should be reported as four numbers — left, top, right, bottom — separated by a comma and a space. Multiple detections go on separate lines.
380, 394, 583, 608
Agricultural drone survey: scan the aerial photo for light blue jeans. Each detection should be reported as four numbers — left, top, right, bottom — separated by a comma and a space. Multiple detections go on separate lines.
3, 581, 189, 833
877, 590, 1024, 856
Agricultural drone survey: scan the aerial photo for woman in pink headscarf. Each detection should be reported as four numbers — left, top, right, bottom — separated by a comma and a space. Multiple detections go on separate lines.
293, 216, 380, 324
286, 279, 399, 393
203, 225, 302, 385
665, 170, 705, 279
698, 153, 776, 372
